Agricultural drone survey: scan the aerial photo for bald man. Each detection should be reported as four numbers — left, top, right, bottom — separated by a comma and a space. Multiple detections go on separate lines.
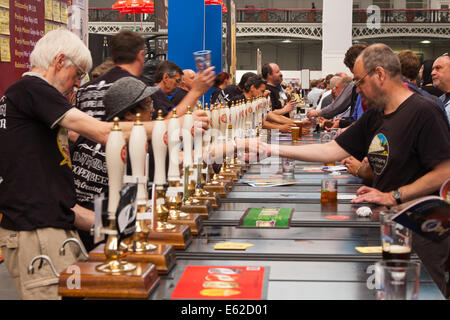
171, 69, 196, 106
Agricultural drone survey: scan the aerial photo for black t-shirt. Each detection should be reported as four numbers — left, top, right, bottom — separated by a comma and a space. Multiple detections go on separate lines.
70, 136, 108, 211
151, 88, 175, 119
0, 76, 76, 230
170, 88, 188, 106
76, 66, 134, 120
210, 87, 222, 105
266, 84, 284, 110
222, 85, 242, 105
70, 135, 157, 210
335, 93, 450, 192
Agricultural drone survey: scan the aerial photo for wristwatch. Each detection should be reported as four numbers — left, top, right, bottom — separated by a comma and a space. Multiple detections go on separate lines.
392, 189, 402, 205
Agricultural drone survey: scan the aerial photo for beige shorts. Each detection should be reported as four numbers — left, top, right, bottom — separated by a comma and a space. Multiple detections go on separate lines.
0, 226, 85, 300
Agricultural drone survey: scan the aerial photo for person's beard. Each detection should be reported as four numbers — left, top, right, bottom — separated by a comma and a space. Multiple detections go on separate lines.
362, 82, 388, 112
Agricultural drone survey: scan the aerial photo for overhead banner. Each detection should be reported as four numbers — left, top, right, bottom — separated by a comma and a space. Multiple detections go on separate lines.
0, 0, 68, 96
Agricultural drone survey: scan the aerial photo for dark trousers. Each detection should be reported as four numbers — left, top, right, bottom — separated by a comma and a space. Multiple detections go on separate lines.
412, 232, 450, 296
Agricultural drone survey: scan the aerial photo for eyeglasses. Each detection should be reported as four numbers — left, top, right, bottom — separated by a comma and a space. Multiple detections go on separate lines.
66, 57, 86, 81
171, 76, 182, 84
353, 68, 376, 88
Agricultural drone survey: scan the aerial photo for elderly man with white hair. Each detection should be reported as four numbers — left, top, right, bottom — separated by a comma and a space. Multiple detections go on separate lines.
0, 28, 203, 300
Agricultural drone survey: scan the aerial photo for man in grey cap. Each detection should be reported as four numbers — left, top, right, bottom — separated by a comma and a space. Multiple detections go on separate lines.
71, 77, 159, 251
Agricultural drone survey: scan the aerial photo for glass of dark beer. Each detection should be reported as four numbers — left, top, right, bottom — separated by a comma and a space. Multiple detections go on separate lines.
380, 210, 412, 261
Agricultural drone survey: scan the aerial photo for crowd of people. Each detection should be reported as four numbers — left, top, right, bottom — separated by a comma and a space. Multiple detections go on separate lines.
0, 27, 449, 299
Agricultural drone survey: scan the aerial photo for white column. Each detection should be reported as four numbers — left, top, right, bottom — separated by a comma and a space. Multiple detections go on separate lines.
321, 0, 353, 76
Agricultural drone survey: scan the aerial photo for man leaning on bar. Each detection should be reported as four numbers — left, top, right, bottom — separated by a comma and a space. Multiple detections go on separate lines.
246, 43, 450, 296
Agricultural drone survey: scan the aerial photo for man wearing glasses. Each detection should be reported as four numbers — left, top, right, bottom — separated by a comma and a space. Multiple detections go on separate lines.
0, 29, 163, 299
151, 61, 214, 120
431, 53, 450, 125
251, 44, 450, 295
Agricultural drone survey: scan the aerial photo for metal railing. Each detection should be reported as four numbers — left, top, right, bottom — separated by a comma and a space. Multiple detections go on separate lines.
352, 8, 450, 23
88, 8, 450, 24
89, 7, 155, 22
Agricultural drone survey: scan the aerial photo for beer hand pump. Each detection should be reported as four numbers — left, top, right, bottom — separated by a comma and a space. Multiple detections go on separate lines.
202, 103, 230, 198
166, 109, 187, 219
165, 109, 204, 235
96, 117, 135, 273
180, 106, 213, 216
147, 110, 193, 249
152, 110, 176, 231
191, 103, 220, 210
125, 113, 157, 252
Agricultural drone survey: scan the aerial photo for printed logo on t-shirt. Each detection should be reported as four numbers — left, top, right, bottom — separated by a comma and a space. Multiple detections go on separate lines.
0, 96, 6, 130
57, 127, 72, 168
368, 133, 389, 175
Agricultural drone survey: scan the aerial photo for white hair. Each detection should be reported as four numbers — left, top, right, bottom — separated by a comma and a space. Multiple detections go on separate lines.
330, 76, 341, 89
30, 28, 92, 73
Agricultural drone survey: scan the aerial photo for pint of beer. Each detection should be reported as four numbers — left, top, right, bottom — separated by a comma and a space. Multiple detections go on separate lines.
320, 178, 337, 203
380, 211, 412, 261
291, 126, 300, 142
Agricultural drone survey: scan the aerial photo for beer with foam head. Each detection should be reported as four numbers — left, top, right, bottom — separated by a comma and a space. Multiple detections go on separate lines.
291, 126, 300, 142
382, 245, 411, 261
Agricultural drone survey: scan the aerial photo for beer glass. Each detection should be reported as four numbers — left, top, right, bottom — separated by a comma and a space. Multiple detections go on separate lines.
282, 157, 295, 180
330, 128, 339, 140
193, 50, 211, 72
380, 210, 412, 261
291, 126, 300, 142
375, 260, 420, 300
320, 178, 337, 203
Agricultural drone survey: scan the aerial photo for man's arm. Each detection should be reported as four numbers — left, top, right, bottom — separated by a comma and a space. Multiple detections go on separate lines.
72, 204, 95, 231
59, 108, 156, 144
265, 140, 350, 163
352, 159, 450, 206
262, 119, 294, 133
266, 112, 295, 125
271, 100, 295, 116
308, 83, 354, 119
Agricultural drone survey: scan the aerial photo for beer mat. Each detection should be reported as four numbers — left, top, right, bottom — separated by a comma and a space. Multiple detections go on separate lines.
355, 246, 382, 254
170, 266, 268, 300
325, 215, 350, 220
214, 242, 254, 250
330, 175, 350, 179
239, 178, 297, 188
238, 208, 293, 228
